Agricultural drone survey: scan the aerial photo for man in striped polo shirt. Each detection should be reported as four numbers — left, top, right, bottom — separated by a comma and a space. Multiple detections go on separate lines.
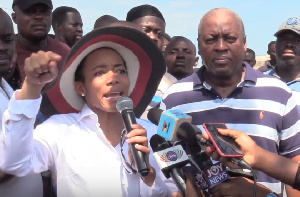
266, 17, 300, 113
161, 8, 300, 197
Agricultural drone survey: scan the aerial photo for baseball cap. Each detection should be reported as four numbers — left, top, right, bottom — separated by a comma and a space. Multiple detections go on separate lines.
274, 17, 300, 37
12, 0, 53, 11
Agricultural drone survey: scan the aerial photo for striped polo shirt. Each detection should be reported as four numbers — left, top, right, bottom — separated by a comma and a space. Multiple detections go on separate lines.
266, 68, 300, 113
161, 64, 300, 195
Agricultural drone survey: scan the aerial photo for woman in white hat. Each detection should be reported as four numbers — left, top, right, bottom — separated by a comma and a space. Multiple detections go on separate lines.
0, 25, 178, 196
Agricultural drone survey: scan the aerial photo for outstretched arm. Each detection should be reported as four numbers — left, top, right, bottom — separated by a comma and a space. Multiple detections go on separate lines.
0, 51, 61, 176
204, 128, 299, 188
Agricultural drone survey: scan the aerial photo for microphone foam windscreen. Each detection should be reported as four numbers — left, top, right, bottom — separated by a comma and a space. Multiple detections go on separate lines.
116, 97, 133, 112
147, 107, 163, 125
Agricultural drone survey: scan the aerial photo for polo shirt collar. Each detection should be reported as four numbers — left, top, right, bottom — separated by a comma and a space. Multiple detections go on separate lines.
267, 67, 279, 78
268, 67, 300, 84
193, 62, 257, 90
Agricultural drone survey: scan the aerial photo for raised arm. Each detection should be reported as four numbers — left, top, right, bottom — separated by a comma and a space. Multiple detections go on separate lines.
0, 51, 61, 176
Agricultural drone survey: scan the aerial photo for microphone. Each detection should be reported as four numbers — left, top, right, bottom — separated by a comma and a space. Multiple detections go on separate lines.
176, 131, 230, 191
177, 123, 252, 170
148, 108, 251, 170
150, 134, 188, 194
116, 97, 150, 176
147, 108, 192, 141
197, 160, 231, 190
177, 122, 212, 148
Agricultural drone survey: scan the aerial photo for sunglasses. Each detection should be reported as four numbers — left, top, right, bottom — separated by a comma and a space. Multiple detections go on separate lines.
120, 129, 137, 174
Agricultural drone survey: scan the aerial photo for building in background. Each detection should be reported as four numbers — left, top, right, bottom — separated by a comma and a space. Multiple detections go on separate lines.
254, 55, 269, 70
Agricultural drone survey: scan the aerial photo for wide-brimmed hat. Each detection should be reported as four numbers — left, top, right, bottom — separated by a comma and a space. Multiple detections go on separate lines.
45, 25, 166, 118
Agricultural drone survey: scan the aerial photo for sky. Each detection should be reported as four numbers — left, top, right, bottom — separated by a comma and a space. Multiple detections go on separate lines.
1, 0, 300, 58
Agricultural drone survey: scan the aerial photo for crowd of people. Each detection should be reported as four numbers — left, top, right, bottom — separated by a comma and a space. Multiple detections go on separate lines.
0, 0, 300, 197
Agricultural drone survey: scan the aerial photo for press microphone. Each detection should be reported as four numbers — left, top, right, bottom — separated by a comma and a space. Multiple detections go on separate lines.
149, 108, 251, 170
147, 108, 192, 141
150, 134, 188, 194
178, 122, 252, 170
116, 97, 150, 176
177, 122, 212, 148
176, 131, 230, 191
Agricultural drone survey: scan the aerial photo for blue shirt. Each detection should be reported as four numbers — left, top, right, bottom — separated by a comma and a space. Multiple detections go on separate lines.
266, 68, 300, 113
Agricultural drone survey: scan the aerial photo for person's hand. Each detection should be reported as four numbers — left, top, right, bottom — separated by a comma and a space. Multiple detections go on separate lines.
126, 124, 156, 186
209, 177, 272, 197
0, 171, 8, 182
126, 124, 150, 159
203, 128, 261, 168
185, 173, 206, 197
0, 171, 13, 184
18, 51, 61, 100
24, 51, 61, 87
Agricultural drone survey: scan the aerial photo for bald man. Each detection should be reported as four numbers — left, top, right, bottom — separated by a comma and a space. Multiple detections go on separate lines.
161, 8, 300, 197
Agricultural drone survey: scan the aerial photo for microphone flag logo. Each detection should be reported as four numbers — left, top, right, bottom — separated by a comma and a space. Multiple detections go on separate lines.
162, 120, 170, 133
153, 144, 189, 169
160, 149, 184, 162
157, 109, 192, 141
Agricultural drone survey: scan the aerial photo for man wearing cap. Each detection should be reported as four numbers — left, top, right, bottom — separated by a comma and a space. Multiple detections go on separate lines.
126, 4, 177, 119
0, 8, 43, 197
11, 0, 70, 82
11, 0, 72, 120
126, 4, 165, 51
266, 17, 300, 114
11, 1, 71, 196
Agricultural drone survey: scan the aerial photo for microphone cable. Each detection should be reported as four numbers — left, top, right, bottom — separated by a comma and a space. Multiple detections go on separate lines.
251, 166, 257, 197
230, 157, 257, 197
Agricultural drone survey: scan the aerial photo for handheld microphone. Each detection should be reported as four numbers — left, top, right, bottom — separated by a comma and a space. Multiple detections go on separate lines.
116, 97, 150, 176
147, 108, 192, 141
150, 134, 188, 194
176, 131, 230, 191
